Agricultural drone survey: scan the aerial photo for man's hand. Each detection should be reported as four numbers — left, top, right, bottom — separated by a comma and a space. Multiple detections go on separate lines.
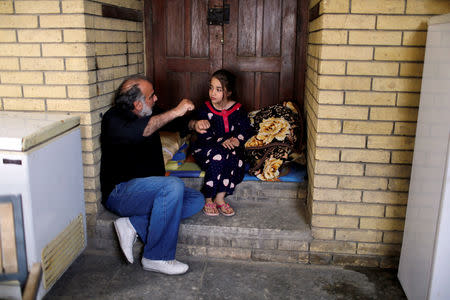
143, 98, 194, 137
173, 99, 194, 117
222, 137, 239, 149
194, 120, 210, 134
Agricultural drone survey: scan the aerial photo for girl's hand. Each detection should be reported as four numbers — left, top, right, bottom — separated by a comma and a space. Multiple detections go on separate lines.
194, 119, 210, 134
222, 137, 239, 149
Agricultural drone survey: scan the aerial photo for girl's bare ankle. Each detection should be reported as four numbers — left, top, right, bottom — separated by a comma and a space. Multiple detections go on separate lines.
214, 193, 226, 205
214, 198, 224, 205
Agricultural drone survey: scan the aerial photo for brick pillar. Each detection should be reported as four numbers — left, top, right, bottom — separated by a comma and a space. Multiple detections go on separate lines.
305, 0, 450, 267
0, 0, 145, 235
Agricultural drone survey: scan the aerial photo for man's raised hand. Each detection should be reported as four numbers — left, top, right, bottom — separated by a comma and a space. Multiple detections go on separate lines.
174, 99, 194, 117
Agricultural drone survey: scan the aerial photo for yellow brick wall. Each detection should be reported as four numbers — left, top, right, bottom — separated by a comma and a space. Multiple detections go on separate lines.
0, 0, 144, 231
306, 0, 450, 267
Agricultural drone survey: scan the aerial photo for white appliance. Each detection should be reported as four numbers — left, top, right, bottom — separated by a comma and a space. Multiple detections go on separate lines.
0, 112, 86, 299
398, 14, 450, 300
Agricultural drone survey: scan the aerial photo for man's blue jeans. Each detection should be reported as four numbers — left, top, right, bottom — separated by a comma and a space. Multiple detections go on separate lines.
105, 176, 204, 260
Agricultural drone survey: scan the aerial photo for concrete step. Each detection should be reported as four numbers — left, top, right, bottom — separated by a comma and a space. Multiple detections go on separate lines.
90, 179, 310, 264
177, 200, 311, 263
182, 177, 307, 205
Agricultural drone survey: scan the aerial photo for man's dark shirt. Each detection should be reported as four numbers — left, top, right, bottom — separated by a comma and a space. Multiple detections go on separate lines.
100, 106, 166, 203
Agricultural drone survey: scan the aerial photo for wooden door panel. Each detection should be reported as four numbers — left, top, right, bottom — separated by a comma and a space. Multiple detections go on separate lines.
260, 73, 279, 108
190, 72, 210, 106
191, 0, 209, 57
166, 72, 186, 105
237, 0, 257, 56
235, 72, 255, 112
166, 71, 209, 108
235, 72, 279, 111
166, 0, 184, 56
262, 0, 281, 57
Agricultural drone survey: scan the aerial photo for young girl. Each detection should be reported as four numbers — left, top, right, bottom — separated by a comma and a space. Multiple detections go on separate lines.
192, 69, 253, 216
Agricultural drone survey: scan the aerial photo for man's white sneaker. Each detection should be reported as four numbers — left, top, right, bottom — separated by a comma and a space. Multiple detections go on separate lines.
141, 258, 189, 275
113, 217, 137, 264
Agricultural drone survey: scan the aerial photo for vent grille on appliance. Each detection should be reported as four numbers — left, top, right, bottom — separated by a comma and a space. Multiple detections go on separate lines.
41, 214, 85, 289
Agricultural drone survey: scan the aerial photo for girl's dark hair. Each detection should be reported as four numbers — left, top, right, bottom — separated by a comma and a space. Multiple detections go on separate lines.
211, 69, 237, 100
114, 75, 148, 111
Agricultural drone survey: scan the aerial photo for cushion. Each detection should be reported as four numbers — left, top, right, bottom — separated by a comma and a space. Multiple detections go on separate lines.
160, 131, 188, 166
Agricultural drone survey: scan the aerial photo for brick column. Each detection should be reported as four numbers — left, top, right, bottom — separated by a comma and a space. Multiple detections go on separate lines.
305, 0, 450, 267
0, 0, 145, 234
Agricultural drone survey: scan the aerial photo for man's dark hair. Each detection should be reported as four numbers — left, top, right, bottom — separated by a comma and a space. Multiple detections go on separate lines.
114, 75, 149, 111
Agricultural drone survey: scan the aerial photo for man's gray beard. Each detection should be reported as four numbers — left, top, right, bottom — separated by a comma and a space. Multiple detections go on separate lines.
139, 101, 153, 117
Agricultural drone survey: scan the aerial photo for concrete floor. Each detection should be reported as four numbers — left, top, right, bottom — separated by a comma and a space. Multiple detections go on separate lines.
44, 251, 406, 299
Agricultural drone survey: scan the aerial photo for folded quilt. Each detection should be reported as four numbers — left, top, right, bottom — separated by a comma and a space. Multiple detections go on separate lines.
244, 101, 305, 181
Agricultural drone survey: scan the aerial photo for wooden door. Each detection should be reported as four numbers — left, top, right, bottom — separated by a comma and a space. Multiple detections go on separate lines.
145, 0, 304, 112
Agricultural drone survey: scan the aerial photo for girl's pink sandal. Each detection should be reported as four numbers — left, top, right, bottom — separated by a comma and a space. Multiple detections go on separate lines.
203, 202, 219, 216
216, 202, 235, 217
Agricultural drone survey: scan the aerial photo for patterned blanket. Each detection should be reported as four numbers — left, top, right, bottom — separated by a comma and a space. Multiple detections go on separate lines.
244, 101, 305, 181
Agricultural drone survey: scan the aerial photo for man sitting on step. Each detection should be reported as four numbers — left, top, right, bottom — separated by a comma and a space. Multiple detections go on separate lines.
100, 75, 207, 275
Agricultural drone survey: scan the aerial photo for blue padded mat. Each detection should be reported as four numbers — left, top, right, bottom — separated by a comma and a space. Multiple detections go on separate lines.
242, 163, 306, 182
166, 162, 306, 183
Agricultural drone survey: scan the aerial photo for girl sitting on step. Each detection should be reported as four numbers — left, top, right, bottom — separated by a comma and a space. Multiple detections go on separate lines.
191, 69, 253, 217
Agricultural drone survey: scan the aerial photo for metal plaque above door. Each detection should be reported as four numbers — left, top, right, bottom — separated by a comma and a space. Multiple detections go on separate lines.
207, 2, 230, 25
